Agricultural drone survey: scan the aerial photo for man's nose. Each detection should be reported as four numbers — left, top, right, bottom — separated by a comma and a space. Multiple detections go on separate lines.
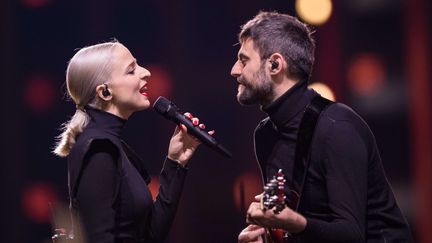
231, 61, 241, 77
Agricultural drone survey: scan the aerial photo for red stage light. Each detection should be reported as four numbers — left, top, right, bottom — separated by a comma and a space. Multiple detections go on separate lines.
146, 65, 173, 103
23, 74, 57, 113
22, 182, 58, 224
21, 0, 52, 8
147, 176, 160, 201
347, 53, 386, 96
232, 171, 262, 213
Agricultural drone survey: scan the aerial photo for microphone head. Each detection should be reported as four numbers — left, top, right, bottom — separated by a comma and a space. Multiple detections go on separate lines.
153, 96, 178, 119
153, 96, 171, 113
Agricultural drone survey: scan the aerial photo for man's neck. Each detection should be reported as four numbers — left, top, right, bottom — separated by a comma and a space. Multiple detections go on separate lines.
270, 78, 298, 104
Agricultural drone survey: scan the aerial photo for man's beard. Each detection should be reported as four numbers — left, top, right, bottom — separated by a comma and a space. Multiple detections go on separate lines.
237, 66, 273, 106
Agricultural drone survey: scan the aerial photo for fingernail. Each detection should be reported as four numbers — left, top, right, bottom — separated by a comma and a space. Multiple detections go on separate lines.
178, 124, 186, 132
199, 124, 206, 129
192, 118, 199, 125
184, 112, 193, 119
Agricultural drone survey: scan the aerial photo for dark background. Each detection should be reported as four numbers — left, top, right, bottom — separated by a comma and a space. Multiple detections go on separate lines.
1, 0, 431, 242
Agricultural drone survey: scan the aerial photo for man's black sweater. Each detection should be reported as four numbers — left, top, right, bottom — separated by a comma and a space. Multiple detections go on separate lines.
254, 81, 412, 242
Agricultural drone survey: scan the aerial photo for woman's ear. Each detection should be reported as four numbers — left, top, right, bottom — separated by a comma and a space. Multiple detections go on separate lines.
96, 83, 112, 101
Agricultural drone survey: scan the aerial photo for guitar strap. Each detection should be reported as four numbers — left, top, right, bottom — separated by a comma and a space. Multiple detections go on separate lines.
290, 95, 333, 211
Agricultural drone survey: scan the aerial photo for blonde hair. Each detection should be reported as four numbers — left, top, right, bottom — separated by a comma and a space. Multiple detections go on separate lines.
53, 41, 120, 157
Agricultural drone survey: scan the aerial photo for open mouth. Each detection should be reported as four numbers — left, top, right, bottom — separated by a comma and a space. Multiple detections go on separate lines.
139, 84, 148, 96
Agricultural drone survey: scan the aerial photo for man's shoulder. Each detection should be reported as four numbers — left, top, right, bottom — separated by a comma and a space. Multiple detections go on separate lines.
317, 102, 373, 141
321, 102, 365, 124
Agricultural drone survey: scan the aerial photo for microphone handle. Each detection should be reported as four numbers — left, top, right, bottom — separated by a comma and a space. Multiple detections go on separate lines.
172, 112, 232, 158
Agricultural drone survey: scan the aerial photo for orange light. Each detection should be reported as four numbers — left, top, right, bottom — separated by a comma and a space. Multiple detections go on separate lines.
232, 171, 262, 213
296, 0, 333, 26
309, 82, 336, 101
346, 53, 386, 96
147, 176, 160, 201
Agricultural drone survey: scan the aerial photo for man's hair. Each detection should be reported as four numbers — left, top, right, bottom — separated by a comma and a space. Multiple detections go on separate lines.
239, 11, 315, 82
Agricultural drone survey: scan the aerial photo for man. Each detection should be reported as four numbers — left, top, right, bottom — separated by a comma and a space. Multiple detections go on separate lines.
232, 11, 412, 242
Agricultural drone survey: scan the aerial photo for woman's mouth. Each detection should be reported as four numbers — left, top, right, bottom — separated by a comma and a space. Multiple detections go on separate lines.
139, 85, 148, 96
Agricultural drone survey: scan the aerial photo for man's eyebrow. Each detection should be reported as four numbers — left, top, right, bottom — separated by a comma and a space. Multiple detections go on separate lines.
238, 53, 249, 60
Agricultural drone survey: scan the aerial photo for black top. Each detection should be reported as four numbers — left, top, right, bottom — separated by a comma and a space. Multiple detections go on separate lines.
254, 81, 412, 242
67, 107, 188, 243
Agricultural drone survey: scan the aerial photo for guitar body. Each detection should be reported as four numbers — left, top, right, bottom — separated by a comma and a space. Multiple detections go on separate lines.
263, 228, 288, 243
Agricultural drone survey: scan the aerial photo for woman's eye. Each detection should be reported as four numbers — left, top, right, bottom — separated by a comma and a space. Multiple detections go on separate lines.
128, 68, 136, 74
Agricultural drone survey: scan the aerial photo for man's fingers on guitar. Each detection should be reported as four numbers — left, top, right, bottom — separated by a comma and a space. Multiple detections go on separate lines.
254, 193, 263, 201
238, 226, 265, 242
245, 224, 263, 231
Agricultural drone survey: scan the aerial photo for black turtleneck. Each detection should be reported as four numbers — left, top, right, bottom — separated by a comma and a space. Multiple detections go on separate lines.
86, 106, 127, 137
254, 81, 412, 242
67, 107, 188, 243
260, 81, 317, 185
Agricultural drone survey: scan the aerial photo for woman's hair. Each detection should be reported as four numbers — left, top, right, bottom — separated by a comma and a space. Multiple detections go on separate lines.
53, 41, 120, 157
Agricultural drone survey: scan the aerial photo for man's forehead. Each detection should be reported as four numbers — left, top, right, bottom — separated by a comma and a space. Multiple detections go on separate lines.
238, 38, 259, 56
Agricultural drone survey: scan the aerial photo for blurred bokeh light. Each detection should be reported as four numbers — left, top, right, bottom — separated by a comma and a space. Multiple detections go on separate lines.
21, 0, 52, 8
346, 53, 386, 96
232, 171, 262, 213
22, 182, 58, 224
23, 74, 57, 113
309, 82, 336, 101
148, 176, 160, 201
146, 64, 173, 103
296, 0, 333, 25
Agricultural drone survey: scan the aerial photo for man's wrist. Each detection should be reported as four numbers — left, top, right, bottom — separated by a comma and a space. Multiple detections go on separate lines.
282, 212, 307, 233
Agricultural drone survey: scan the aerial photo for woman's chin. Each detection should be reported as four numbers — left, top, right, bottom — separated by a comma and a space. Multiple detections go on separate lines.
138, 100, 151, 110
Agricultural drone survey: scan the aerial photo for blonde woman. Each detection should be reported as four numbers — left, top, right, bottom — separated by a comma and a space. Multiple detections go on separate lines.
54, 40, 210, 243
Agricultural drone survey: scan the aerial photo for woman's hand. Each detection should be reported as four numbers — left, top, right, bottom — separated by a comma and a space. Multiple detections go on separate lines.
167, 112, 214, 166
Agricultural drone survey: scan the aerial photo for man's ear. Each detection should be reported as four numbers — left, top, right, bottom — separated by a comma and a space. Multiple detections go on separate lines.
95, 83, 112, 101
268, 53, 285, 75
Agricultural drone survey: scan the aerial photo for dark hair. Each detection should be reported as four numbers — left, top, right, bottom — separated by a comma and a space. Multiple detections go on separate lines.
239, 11, 315, 82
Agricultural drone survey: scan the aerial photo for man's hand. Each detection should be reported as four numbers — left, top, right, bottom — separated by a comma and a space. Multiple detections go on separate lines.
246, 195, 307, 233
238, 224, 265, 243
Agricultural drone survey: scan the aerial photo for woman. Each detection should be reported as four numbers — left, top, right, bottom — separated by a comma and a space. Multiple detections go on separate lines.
53, 40, 210, 243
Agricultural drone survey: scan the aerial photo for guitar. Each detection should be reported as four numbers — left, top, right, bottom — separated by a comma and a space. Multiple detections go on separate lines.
260, 169, 299, 243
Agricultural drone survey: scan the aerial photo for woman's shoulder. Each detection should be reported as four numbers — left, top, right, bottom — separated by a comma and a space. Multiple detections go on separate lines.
72, 128, 120, 158
67, 129, 122, 197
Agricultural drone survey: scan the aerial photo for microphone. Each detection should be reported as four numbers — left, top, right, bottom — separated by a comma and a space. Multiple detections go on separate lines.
153, 96, 232, 158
